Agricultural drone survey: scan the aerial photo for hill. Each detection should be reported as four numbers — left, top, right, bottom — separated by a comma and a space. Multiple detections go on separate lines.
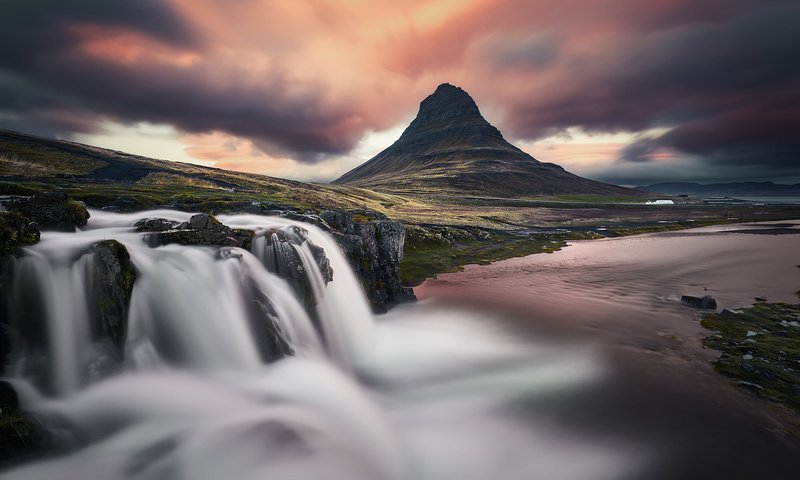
0, 128, 399, 213
333, 83, 641, 198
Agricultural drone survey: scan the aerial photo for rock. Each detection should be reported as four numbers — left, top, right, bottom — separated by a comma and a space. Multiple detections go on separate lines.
321, 210, 416, 313
85, 241, 136, 358
5, 192, 89, 231
133, 217, 181, 232
253, 225, 333, 312
754, 296, 767, 302
143, 213, 254, 249
0, 212, 40, 257
0, 381, 50, 469
220, 248, 293, 362
277, 212, 331, 232
681, 294, 717, 309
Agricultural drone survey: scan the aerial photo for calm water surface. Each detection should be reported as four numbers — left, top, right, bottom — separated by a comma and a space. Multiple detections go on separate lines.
414, 221, 800, 479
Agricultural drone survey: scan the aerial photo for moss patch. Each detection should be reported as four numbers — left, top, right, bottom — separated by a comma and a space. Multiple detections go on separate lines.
400, 225, 601, 286
701, 303, 800, 412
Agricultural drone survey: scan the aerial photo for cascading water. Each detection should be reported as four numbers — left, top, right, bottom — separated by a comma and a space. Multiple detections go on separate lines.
0, 209, 637, 480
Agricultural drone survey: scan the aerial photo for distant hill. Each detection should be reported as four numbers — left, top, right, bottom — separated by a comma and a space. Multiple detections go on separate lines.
333, 83, 641, 198
0, 129, 397, 213
638, 182, 800, 197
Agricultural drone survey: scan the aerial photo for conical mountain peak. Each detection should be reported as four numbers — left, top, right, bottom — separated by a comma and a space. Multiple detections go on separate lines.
398, 83, 503, 143
334, 83, 639, 198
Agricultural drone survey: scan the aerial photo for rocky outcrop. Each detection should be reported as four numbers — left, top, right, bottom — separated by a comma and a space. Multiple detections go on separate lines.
219, 248, 293, 362
320, 210, 415, 313
252, 225, 333, 314
85, 241, 136, 356
5, 192, 89, 231
0, 212, 40, 257
143, 213, 254, 249
0, 212, 40, 369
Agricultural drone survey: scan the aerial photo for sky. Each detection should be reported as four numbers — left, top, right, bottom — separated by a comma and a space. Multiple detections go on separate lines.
1, 0, 798, 186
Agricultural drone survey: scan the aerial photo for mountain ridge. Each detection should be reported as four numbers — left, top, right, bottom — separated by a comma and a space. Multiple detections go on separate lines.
334, 83, 641, 198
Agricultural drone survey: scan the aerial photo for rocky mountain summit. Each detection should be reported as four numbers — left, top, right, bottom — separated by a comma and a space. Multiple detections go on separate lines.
334, 83, 640, 197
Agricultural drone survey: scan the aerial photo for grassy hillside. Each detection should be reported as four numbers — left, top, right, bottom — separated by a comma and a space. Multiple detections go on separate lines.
3, 129, 800, 286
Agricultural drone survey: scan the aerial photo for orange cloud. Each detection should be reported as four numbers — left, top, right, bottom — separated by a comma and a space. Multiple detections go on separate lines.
68, 24, 200, 67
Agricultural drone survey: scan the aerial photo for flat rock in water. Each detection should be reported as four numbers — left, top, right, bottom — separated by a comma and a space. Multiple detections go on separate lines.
681, 294, 717, 309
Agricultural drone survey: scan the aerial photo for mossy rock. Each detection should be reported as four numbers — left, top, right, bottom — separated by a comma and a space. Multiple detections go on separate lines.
701, 303, 800, 412
0, 211, 40, 257
63, 199, 90, 227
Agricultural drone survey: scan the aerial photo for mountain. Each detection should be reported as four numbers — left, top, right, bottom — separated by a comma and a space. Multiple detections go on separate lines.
333, 83, 640, 198
638, 182, 800, 197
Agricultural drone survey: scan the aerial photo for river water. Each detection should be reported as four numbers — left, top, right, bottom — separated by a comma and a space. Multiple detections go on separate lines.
416, 220, 800, 478
2, 215, 799, 479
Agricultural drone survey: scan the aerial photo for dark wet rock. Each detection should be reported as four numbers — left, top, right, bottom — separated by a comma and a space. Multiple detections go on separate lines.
144, 213, 254, 249
681, 294, 717, 309
0, 381, 50, 469
320, 210, 415, 313
133, 217, 181, 232
220, 248, 293, 362
5, 192, 89, 231
254, 225, 333, 312
85, 240, 136, 358
0, 211, 40, 257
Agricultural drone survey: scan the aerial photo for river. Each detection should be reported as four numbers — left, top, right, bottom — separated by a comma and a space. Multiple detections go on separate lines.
415, 220, 800, 478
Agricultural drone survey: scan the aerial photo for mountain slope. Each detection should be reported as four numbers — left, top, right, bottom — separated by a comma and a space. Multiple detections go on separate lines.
334, 83, 640, 198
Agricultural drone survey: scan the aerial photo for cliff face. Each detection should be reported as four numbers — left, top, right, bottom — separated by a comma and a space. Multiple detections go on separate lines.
334, 83, 641, 198
320, 210, 416, 313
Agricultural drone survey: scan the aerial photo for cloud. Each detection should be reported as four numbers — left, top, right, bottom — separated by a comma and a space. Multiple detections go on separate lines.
0, 0, 797, 183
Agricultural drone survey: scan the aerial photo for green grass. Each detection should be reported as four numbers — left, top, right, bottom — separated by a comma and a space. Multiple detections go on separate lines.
701, 303, 800, 412
0, 143, 106, 176
400, 225, 601, 285
552, 194, 650, 203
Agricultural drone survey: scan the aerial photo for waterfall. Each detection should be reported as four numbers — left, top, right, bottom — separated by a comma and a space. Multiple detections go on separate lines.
0, 209, 635, 480
6, 252, 93, 395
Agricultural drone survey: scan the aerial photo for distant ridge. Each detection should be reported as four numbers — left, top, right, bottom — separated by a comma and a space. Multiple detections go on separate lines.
638, 182, 800, 197
333, 83, 640, 198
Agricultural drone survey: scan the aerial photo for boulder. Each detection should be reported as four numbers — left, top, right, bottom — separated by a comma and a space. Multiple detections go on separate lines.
85, 240, 136, 354
143, 213, 254, 249
133, 217, 181, 232
681, 294, 717, 309
6, 192, 89, 231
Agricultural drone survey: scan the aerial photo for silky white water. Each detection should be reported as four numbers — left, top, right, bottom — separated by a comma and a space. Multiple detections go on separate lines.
0, 209, 637, 480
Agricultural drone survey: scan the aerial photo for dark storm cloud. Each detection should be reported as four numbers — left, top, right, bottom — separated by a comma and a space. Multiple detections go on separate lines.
495, 2, 800, 181
0, 0, 371, 161
0, 0, 197, 64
